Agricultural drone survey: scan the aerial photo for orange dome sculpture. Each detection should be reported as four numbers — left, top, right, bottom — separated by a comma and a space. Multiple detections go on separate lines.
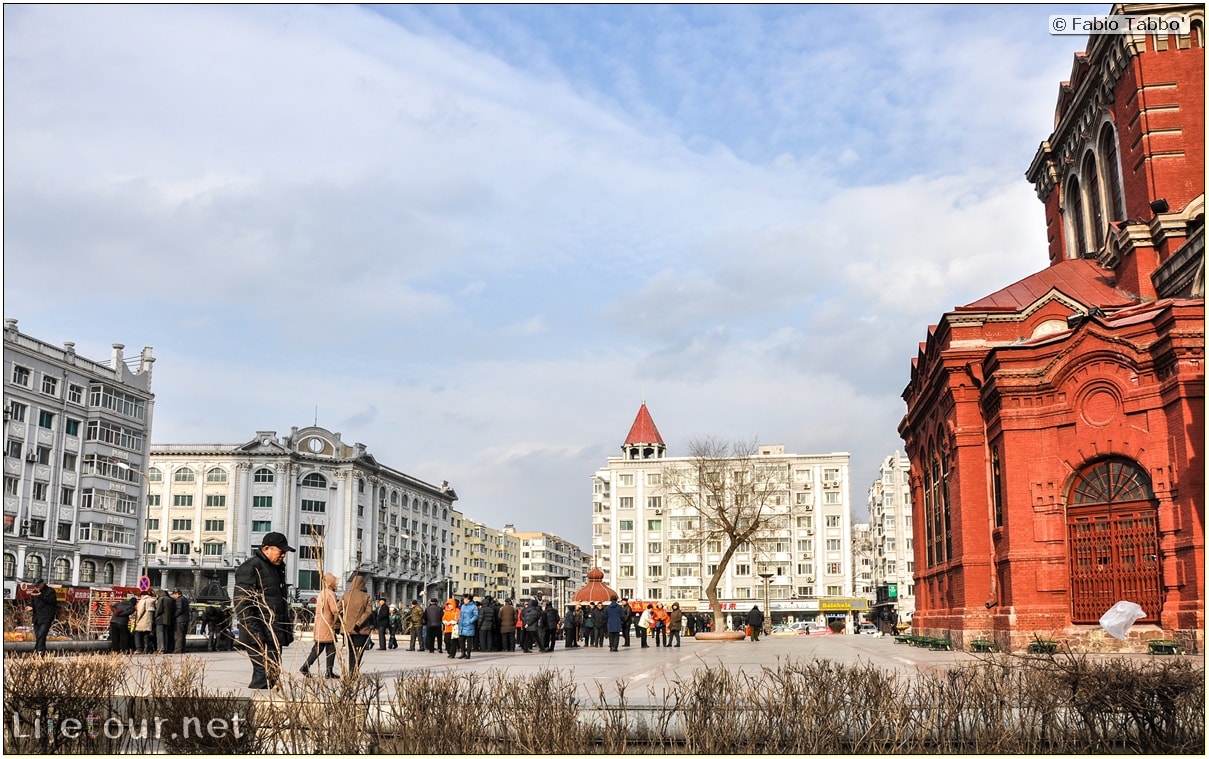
570, 567, 618, 604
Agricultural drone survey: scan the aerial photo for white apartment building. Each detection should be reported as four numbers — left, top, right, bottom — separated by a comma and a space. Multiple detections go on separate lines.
505, 525, 589, 609
3, 319, 155, 596
866, 451, 915, 629
591, 403, 862, 626
146, 426, 456, 604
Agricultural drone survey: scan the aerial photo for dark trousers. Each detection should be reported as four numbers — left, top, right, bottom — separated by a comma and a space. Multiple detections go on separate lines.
609, 631, 620, 651
109, 621, 133, 652
377, 625, 389, 650
445, 633, 459, 657
409, 627, 421, 650
304, 640, 337, 674
478, 626, 494, 652
564, 625, 577, 647
670, 629, 682, 646
621, 624, 631, 646
136, 630, 155, 653
425, 624, 441, 652
33, 620, 53, 653
521, 629, 537, 652
175, 623, 189, 653
347, 634, 370, 673
157, 624, 174, 653
638, 626, 649, 647
239, 631, 282, 689
501, 630, 515, 651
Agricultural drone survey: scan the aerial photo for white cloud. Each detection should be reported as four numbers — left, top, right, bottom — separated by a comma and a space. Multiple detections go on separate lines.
3, 4, 1099, 544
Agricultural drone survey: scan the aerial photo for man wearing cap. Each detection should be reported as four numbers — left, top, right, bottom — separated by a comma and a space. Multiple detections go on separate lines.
234, 531, 296, 689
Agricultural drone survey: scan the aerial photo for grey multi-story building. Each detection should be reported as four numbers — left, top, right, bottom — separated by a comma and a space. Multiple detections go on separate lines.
146, 426, 456, 603
504, 525, 589, 608
3, 319, 155, 597
866, 451, 915, 629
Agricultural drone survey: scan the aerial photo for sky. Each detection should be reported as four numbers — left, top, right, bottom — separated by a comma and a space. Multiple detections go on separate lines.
3, 3, 1105, 550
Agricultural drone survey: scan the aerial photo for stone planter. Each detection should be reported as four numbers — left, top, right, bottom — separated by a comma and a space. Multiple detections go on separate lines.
692, 630, 746, 641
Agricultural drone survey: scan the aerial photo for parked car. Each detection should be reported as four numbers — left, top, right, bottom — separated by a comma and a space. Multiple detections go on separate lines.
858, 623, 879, 636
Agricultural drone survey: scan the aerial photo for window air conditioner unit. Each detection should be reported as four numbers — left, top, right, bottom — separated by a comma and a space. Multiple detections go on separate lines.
26, 453, 38, 463
805, 576, 814, 583
655, 508, 662, 515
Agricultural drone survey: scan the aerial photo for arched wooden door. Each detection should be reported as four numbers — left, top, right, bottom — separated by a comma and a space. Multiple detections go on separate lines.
1066, 458, 1161, 623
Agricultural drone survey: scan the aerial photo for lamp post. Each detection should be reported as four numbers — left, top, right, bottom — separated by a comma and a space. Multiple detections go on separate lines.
550, 574, 570, 610
114, 462, 152, 582
758, 569, 774, 630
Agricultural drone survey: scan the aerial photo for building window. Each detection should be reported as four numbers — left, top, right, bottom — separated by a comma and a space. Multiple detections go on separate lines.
173, 468, 195, 483
206, 468, 228, 483
25, 554, 43, 578
618, 496, 634, 509
146, 518, 160, 531
301, 499, 326, 513
80, 560, 95, 583
253, 468, 274, 483
171, 519, 192, 531
824, 491, 842, 505
31, 483, 48, 502
169, 542, 191, 556
4, 440, 21, 459
253, 496, 272, 509
647, 473, 662, 486
734, 564, 750, 576
825, 515, 841, 528
647, 565, 662, 578
148, 467, 162, 482
40, 375, 59, 397
4, 553, 16, 579
68, 384, 83, 404
173, 495, 193, 508
252, 520, 272, 532
56, 522, 72, 541
646, 519, 662, 531
203, 542, 225, 556
51, 557, 71, 582
4, 477, 16, 496
38, 410, 55, 430
302, 473, 327, 488
203, 519, 225, 532
647, 496, 662, 510
8, 402, 27, 422
205, 495, 226, 508
62, 451, 77, 469
1065, 175, 1087, 259
102, 563, 115, 584
647, 542, 662, 554
11, 365, 31, 387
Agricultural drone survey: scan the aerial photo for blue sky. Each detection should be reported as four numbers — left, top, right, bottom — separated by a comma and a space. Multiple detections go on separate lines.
4, 3, 1102, 549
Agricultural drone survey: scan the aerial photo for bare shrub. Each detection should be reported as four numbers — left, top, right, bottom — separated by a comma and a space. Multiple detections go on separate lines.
3, 653, 127, 754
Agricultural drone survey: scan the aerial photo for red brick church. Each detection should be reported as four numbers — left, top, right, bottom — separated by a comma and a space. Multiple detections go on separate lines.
900, 3, 1204, 652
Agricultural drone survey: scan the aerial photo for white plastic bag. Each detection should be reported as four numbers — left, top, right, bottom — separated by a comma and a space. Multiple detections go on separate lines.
1099, 600, 1146, 640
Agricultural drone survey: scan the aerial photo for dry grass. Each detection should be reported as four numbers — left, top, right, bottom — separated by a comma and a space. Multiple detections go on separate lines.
4, 649, 1203, 754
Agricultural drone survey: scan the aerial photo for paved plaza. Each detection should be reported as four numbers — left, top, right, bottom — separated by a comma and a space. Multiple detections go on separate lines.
105, 632, 1199, 704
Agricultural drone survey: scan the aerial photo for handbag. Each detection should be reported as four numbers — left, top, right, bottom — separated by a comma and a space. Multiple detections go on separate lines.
450, 627, 460, 639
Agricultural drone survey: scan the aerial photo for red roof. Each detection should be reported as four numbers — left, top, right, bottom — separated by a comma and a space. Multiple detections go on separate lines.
623, 403, 665, 446
570, 568, 618, 604
958, 259, 1135, 312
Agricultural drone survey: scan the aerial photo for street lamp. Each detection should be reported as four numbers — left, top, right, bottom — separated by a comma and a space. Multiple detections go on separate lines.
550, 574, 570, 610
758, 569, 774, 631
114, 462, 152, 580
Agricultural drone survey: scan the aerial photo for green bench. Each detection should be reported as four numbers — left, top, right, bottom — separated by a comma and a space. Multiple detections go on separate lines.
925, 636, 953, 651
969, 639, 995, 653
1027, 639, 1058, 654
1148, 639, 1180, 655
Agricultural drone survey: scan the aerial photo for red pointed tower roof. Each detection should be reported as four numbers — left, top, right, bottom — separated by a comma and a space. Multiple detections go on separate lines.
623, 402, 665, 447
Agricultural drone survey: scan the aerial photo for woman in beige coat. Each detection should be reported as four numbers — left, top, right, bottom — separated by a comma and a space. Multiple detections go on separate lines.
300, 573, 339, 678
339, 574, 375, 674
134, 591, 157, 653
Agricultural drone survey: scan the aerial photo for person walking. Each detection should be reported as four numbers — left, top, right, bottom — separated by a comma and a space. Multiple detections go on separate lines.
605, 596, 624, 652
388, 605, 402, 649
109, 595, 136, 653
441, 598, 460, 658
423, 598, 443, 653
172, 590, 192, 654
668, 602, 684, 648
300, 572, 340, 679
339, 575, 375, 674
456, 593, 479, 659
233, 532, 297, 689
406, 600, 424, 651
154, 589, 175, 654
134, 591, 157, 653
746, 605, 765, 642
498, 598, 517, 652
26, 578, 59, 654
637, 604, 653, 648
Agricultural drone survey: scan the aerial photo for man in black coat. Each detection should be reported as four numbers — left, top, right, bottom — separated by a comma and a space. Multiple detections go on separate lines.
477, 598, 498, 653
155, 590, 176, 653
423, 598, 443, 653
234, 532, 295, 689
541, 601, 561, 652
746, 605, 765, 642
26, 578, 59, 654
620, 600, 634, 647
374, 598, 391, 650
172, 590, 192, 653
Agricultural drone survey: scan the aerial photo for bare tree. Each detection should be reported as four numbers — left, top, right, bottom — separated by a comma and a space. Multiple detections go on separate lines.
663, 437, 790, 633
